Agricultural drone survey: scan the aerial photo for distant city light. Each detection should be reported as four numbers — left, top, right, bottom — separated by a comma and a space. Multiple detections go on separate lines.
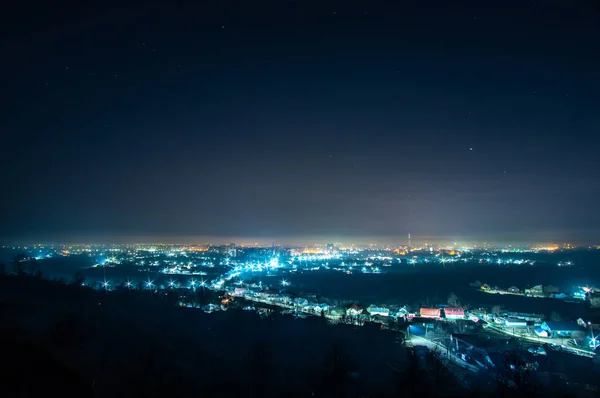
269, 257, 279, 268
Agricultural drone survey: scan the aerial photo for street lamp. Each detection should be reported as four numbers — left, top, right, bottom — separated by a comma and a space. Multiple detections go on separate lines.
589, 322, 599, 351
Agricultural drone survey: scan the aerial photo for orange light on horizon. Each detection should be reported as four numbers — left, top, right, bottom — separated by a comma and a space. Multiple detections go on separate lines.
303, 248, 320, 254
536, 245, 559, 252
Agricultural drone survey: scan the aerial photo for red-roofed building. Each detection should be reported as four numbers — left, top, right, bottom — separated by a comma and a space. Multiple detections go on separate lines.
420, 308, 441, 319
444, 307, 465, 320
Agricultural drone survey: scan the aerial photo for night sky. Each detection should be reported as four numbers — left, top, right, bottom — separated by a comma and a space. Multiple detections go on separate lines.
2, 1, 599, 245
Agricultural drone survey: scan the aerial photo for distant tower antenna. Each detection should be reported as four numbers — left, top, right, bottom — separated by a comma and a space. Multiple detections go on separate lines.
408, 233, 411, 250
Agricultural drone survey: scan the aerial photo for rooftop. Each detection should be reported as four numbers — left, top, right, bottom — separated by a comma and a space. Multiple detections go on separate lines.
542, 321, 580, 331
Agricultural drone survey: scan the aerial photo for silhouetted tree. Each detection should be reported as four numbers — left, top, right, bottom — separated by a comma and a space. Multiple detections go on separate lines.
322, 343, 355, 398
71, 270, 85, 286
425, 345, 456, 395
394, 346, 428, 397
162, 289, 179, 307
13, 254, 26, 275
447, 292, 460, 307
195, 287, 213, 306
451, 320, 469, 334
27, 258, 40, 276
491, 305, 503, 315
495, 350, 539, 397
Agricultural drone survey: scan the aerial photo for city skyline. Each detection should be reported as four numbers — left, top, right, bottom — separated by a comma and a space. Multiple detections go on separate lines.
2, 233, 596, 248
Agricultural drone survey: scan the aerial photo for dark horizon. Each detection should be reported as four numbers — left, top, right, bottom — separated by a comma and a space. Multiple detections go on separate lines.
2, 0, 599, 244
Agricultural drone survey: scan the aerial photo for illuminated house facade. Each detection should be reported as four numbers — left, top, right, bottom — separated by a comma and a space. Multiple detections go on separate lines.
367, 305, 390, 317
420, 308, 441, 319
444, 307, 465, 320
540, 321, 581, 338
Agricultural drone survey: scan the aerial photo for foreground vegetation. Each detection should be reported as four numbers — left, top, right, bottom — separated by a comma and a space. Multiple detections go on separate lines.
0, 262, 590, 397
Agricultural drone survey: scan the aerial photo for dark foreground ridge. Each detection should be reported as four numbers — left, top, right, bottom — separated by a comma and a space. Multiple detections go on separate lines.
0, 272, 589, 398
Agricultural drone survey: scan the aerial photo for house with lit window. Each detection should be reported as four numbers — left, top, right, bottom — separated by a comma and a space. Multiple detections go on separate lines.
587, 292, 600, 308
346, 305, 362, 317
367, 305, 390, 317
543, 285, 559, 295
293, 298, 309, 307
504, 312, 543, 324
540, 321, 581, 338
232, 287, 248, 297
392, 306, 411, 320
504, 318, 528, 328
420, 308, 441, 319
314, 303, 329, 313
525, 285, 543, 296
444, 307, 465, 320
534, 327, 549, 337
